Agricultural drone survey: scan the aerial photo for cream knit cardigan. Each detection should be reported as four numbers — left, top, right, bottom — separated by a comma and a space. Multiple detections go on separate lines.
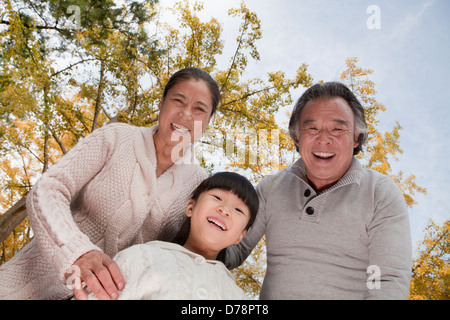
87, 241, 248, 300
0, 123, 208, 300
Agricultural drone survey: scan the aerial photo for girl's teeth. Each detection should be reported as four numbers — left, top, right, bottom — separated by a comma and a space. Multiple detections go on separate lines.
207, 218, 226, 231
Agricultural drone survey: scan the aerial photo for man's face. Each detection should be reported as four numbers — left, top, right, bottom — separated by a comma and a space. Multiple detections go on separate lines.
296, 97, 359, 191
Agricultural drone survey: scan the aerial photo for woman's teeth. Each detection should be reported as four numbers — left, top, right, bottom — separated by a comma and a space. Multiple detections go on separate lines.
171, 123, 190, 133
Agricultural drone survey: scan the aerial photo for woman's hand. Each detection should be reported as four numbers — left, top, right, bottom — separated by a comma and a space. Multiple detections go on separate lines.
67, 250, 125, 300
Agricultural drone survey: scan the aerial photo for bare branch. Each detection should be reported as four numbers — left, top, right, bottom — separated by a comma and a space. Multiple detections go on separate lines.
50, 58, 96, 78
92, 60, 105, 132
220, 15, 248, 93
0, 196, 27, 244
48, 126, 67, 155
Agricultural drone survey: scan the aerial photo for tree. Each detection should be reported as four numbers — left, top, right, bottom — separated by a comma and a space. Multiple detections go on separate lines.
0, 1, 430, 300
340, 57, 427, 207
231, 236, 266, 299
232, 57, 430, 298
1, 0, 162, 260
0, 0, 313, 268
157, 1, 312, 182
409, 219, 449, 300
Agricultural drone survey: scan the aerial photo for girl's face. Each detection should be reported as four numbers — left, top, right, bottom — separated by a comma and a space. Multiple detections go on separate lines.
156, 78, 213, 148
184, 188, 250, 260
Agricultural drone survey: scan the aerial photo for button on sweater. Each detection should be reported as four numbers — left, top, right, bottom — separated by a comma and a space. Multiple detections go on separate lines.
0, 123, 208, 300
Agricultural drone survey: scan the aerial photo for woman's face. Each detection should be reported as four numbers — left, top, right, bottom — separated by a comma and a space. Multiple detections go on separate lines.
156, 78, 213, 148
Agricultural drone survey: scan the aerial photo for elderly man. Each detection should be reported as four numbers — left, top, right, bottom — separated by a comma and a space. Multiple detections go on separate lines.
224, 82, 412, 299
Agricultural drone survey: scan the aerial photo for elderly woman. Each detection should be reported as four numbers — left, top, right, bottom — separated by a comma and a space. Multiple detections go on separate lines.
224, 82, 412, 299
0, 68, 219, 300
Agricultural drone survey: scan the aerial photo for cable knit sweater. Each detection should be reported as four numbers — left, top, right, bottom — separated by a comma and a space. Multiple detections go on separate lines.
0, 123, 208, 300
86, 241, 247, 300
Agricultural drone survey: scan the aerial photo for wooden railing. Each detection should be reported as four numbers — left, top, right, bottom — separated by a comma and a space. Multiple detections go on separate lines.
0, 196, 27, 243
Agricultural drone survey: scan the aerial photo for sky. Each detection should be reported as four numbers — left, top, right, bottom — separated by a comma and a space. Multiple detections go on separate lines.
158, 0, 450, 252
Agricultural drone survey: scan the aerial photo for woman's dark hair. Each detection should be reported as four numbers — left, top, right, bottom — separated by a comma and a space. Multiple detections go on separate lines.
163, 68, 220, 116
288, 81, 368, 155
171, 172, 259, 247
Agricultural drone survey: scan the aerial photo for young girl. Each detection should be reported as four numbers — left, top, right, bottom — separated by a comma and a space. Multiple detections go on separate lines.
87, 172, 258, 299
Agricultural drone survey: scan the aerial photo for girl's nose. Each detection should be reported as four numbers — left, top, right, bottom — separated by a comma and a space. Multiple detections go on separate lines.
217, 205, 231, 216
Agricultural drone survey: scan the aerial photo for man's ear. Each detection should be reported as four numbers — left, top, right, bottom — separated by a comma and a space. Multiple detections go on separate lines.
234, 229, 247, 245
185, 199, 196, 218
158, 98, 164, 111
295, 131, 301, 150
354, 132, 360, 149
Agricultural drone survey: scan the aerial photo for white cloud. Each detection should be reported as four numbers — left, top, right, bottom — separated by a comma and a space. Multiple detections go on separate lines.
389, 0, 434, 42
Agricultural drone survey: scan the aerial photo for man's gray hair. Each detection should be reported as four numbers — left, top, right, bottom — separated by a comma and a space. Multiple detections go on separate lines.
288, 81, 369, 155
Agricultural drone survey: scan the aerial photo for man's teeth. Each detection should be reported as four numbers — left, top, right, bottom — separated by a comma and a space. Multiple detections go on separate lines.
207, 218, 227, 231
171, 123, 189, 133
313, 152, 335, 159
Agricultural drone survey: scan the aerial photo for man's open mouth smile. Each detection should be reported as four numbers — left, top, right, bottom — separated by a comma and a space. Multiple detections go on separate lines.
313, 152, 335, 159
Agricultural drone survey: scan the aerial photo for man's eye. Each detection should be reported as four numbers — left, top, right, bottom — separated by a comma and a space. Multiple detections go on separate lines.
332, 128, 346, 134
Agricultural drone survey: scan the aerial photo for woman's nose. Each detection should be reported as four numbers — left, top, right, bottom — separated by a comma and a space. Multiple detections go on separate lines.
179, 106, 193, 119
